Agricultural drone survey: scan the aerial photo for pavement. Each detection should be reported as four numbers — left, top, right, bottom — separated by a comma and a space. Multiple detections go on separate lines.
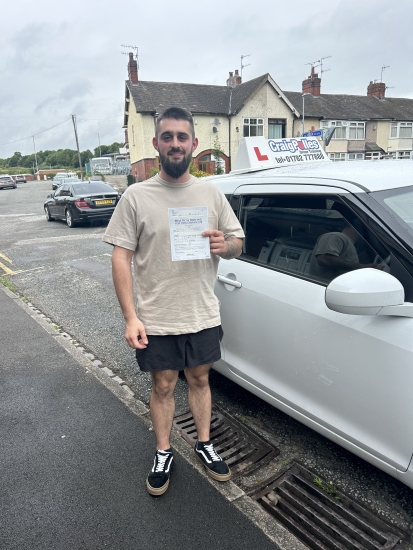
0, 285, 284, 550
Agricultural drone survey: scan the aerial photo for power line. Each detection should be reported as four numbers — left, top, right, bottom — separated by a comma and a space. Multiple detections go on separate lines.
0, 117, 71, 148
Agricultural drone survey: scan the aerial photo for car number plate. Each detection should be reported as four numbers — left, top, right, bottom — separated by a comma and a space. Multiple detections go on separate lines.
95, 199, 114, 205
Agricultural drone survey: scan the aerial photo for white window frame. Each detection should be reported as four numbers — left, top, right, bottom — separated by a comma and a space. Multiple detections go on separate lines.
243, 117, 264, 137
397, 151, 412, 160
348, 153, 365, 161
390, 122, 413, 139
365, 152, 382, 161
329, 152, 346, 162
321, 120, 365, 140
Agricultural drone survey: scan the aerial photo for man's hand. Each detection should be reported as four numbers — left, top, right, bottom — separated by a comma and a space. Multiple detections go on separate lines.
125, 317, 148, 349
202, 230, 243, 259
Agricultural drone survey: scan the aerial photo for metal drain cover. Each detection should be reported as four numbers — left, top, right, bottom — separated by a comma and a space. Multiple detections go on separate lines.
173, 404, 279, 479
251, 462, 408, 550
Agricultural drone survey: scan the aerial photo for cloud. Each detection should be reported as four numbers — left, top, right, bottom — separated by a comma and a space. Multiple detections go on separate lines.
1, 0, 413, 158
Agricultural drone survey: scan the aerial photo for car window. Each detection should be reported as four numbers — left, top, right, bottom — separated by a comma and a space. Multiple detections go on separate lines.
238, 193, 387, 284
72, 183, 114, 194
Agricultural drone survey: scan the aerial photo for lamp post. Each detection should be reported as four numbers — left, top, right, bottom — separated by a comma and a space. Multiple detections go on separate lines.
302, 93, 311, 136
97, 133, 101, 157
32, 135, 39, 179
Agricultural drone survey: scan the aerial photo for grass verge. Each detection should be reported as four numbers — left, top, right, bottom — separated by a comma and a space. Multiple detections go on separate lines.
0, 275, 17, 294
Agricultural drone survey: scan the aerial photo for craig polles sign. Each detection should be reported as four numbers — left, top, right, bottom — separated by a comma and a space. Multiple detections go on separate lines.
232, 137, 329, 172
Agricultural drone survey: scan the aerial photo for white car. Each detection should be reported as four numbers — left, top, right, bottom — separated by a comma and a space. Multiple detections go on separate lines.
210, 137, 413, 490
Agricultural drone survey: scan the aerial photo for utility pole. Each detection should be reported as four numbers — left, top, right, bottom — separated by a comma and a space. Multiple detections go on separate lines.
97, 133, 102, 157
71, 114, 83, 180
32, 135, 39, 179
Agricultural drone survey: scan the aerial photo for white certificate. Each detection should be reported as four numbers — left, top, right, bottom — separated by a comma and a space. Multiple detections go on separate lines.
168, 206, 210, 261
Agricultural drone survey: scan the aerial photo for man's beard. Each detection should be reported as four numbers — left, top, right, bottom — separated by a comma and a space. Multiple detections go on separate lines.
159, 148, 192, 179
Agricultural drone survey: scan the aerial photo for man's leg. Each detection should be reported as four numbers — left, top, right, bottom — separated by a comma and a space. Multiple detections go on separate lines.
146, 369, 179, 496
184, 363, 212, 442
186, 363, 231, 482
150, 369, 179, 450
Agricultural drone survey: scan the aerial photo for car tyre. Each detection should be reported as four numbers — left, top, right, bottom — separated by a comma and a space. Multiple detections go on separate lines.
65, 209, 77, 228
44, 206, 55, 222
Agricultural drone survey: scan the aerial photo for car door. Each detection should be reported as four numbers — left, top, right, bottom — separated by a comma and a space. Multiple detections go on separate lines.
54, 185, 69, 217
48, 186, 63, 217
215, 183, 413, 471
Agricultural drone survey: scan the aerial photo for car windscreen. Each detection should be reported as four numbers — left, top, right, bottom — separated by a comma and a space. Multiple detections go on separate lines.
370, 186, 413, 248
72, 183, 115, 195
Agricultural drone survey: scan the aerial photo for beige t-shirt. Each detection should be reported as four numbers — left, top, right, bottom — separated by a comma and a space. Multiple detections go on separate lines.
103, 174, 244, 335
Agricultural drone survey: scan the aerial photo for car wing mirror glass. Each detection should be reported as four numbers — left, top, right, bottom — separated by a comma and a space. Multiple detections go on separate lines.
325, 268, 413, 317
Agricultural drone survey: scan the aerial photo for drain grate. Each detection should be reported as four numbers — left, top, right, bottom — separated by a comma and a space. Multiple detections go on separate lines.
173, 404, 279, 479
251, 463, 408, 550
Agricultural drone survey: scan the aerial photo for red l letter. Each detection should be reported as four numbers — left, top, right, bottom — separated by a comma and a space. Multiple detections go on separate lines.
254, 147, 269, 161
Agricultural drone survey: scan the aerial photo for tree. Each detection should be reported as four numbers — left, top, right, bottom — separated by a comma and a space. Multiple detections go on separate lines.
8, 152, 23, 167
211, 135, 225, 175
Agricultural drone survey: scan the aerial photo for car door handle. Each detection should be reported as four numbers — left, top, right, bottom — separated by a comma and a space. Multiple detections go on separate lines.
217, 275, 242, 288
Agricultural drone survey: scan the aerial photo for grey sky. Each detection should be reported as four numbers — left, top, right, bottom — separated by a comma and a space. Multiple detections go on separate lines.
1, 0, 412, 159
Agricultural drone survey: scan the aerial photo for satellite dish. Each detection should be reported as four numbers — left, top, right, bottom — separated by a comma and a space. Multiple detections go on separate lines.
212, 127, 218, 133
214, 118, 220, 125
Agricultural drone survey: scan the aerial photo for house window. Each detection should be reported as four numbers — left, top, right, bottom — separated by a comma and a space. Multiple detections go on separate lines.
365, 152, 381, 161
330, 121, 347, 139
348, 153, 364, 161
397, 151, 412, 160
322, 120, 365, 140
390, 122, 413, 139
268, 119, 286, 139
329, 153, 346, 162
349, 122, 365, 140
243, 118, 264, 137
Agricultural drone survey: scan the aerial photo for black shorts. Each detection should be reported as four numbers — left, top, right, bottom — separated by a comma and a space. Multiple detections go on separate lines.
135, 325, 223, 372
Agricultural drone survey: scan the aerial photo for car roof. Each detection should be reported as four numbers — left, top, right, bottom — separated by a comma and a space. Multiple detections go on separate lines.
209, 160, 413, 194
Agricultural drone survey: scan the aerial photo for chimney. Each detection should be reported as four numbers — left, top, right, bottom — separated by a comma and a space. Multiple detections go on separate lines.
302, 67, 321, 96
128, 52, 138, 84
367, 81, 386, 99
226, 69, 242, 88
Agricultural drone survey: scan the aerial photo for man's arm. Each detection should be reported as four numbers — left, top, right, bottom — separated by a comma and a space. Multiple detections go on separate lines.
202, 230, 243, 259
111, 246, 148, 349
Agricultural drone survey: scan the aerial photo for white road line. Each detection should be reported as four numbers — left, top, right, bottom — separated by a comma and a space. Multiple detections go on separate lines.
0, 213, 37, 217
70, 253, 112, 262
16, 234, 105, 245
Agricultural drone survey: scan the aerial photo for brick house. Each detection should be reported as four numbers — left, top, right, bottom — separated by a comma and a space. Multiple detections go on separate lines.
284, 69, 413, 161
123, 53, 299, 181
123, 54, 413, 181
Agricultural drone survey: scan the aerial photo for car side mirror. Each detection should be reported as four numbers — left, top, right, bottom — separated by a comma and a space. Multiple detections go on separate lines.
325, 268, 413, 318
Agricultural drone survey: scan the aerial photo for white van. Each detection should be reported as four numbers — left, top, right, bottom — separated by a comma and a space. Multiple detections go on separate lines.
209, 137, 413, 489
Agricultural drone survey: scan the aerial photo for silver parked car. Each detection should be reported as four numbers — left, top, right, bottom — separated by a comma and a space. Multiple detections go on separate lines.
0, 175, 17, 190
209, 137, 413, 490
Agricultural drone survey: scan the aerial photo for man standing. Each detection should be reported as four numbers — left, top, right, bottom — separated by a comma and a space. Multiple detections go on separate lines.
103, 107, 244, 496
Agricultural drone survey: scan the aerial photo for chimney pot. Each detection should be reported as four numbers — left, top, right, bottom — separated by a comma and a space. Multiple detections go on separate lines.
302, 70, 321, 96
128, 52, 138, 84
367, 81, 386, 99
226, 69, 242, 88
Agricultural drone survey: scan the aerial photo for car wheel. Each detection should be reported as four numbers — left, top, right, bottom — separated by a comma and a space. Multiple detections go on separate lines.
65, 209, 77, 228
44, 206, 55, 222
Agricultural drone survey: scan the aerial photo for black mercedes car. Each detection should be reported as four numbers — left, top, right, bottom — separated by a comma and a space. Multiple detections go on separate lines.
44, 181, 120, 228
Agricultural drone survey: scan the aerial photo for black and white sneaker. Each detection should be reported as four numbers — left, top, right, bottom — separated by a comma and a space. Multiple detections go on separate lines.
146, 449, 174, 496
194, 441, 231, 481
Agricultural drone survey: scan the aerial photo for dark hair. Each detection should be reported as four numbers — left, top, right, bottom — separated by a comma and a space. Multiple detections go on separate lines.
156, 107, 195, 138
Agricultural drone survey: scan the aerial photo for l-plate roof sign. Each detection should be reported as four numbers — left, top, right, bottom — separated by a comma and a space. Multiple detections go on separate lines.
231, 137, 330, 173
